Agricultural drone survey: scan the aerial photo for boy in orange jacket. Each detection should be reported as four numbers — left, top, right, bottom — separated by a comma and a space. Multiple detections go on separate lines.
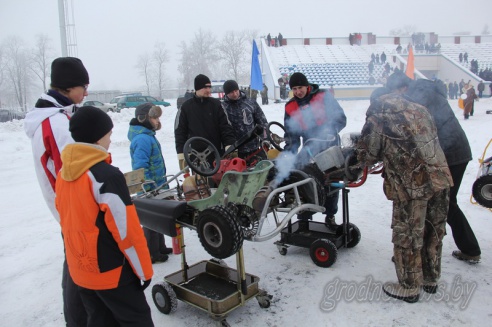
55, 106, 154, 326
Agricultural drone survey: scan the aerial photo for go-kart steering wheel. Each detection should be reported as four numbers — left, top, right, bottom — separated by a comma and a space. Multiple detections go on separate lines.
267, 121, 286, 151
183, 137, 221, 177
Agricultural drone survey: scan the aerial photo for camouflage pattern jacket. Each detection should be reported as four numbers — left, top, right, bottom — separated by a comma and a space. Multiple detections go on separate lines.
222, 91, 268, 154
357, 93, 453, 202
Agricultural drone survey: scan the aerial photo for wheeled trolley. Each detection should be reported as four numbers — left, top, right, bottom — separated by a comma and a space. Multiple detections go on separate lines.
152, 238, 271, 326
274, 184, 361, 268
133, 190, 272, 326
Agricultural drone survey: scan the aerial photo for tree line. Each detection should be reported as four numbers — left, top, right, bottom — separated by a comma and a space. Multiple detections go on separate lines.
0, 29, 259, 111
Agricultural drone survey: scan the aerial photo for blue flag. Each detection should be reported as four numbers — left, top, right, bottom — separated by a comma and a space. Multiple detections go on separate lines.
250, 40, 263, 91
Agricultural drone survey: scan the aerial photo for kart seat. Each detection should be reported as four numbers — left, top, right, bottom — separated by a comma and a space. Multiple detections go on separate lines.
133, 198, 187, 237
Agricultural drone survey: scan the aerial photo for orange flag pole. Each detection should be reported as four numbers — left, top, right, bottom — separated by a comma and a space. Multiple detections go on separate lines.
405, 45, 415, 79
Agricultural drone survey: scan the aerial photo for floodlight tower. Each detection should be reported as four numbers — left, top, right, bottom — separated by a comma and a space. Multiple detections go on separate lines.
58, 0, 78, 57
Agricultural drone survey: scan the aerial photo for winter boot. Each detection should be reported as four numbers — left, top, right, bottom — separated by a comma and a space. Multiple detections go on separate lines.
151, 254, 169, 264
452, 250, 480, 264
325, 215, 338, 228
422, 282, 438, 294
383, 282, 420, 303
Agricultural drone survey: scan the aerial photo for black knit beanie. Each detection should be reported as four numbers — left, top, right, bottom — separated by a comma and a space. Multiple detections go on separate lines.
69, 106, 113, 143
51, 57, 89, 89
194, 74, 211, 91
223, 80, 239, 95
289, 72, 309, 88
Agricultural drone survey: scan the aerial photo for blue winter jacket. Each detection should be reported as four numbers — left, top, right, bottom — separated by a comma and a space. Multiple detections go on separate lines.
128, 123, 167, 190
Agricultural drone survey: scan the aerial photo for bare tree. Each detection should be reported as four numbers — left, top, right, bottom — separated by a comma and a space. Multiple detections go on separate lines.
217, 30, 248, 81
3, 36, 31, 111
136, 53, 152, 96
178, 29, 219, 88
153, 42, 169, 100
389, 25, 417, 36
482, 24, 490, 35
30, 34, 55, 92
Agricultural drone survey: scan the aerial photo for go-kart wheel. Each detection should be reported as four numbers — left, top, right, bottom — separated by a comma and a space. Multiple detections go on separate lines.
472, 175, 492, 208
197, 206, 244, 259
152, 282, 177, 314
309, 239, 337, 268
267, 121, 286, 151
279, 247, 287, 256
346, 223, 361, 248
183, 136, 221, 176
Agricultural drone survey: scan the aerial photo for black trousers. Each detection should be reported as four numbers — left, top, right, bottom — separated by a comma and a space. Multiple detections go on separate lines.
447, 162, 481, 256
62, 239, 88, 326
143, 227, 167, 258
79, 277, 154, 327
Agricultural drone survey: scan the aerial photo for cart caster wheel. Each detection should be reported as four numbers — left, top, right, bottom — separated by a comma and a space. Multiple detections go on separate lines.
218, 319, 230, 327
310, 239, 337, 268
279, 247, 287, 256
152, 282, 177, 314
258, 298, 271, 308
256, 290, 273, 309
346, 223, 361, 248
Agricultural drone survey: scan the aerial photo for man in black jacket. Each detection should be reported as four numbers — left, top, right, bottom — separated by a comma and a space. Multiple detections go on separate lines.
387, 73, 481, 264
174, 74, 236, 171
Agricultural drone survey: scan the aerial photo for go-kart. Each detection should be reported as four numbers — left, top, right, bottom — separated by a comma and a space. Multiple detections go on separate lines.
129, 124, 313, 325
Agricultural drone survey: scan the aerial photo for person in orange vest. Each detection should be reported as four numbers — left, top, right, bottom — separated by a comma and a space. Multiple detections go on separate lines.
56, 106, 154, 326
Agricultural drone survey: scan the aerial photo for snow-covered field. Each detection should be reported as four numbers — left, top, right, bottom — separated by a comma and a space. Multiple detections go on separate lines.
1, 96, 491, 326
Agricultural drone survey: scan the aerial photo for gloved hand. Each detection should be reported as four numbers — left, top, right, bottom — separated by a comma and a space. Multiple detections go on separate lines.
224, 145, 238, 159
141, 279, 152, 291
177, 153, 190, 174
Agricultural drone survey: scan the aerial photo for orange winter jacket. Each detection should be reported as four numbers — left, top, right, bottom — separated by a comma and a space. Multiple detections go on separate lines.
55, 143, 153, 290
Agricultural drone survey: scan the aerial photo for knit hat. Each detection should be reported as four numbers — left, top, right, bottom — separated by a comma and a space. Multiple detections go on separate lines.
194, 74, 211, 91
223, 80, 239, 95
289, 72, 309, 88
51, 57, 89, 89
135, 102, 162, 121
69, 106, 113, 143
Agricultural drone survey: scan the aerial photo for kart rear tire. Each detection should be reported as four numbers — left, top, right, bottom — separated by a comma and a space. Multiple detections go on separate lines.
152, 282, 177, 314
197, 206, 244, 259
472, 175, 492, 208
309, 238, 337, 268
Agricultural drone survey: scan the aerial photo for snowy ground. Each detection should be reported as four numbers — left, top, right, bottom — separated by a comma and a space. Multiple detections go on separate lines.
1, 96, 491, 327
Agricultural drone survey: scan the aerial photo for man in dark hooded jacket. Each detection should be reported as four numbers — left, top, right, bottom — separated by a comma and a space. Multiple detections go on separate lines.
405, 78, 481, 264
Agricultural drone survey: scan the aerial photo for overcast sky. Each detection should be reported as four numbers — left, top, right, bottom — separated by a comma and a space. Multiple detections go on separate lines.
1, 0, 490, 92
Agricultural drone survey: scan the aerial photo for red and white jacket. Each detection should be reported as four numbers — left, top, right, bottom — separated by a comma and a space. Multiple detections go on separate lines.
24, 94, 75, 223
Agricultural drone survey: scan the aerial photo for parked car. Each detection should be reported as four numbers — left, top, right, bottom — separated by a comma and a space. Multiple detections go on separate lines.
111, 95, 171, 112
82, 100, 116, 113
0, 109, 25, 122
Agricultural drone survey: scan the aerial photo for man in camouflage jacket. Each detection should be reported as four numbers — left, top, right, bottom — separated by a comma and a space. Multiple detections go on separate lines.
222, 80, 268, 165
357, 88, 453, 303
